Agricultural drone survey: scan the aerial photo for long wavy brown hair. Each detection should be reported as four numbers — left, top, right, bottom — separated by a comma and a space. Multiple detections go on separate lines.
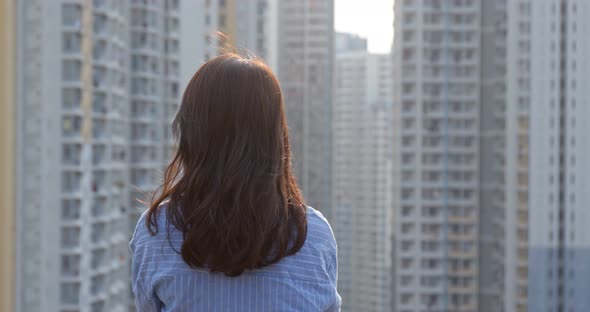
145, 53, 307, 276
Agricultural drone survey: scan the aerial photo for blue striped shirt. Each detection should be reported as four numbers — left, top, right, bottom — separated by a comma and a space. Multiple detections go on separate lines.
130, 206, 341, 311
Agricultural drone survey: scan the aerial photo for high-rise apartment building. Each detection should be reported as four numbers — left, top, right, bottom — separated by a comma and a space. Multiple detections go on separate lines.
392, 0, 482, 311
0, 0, 17, 311
484, 1, 528, 312
13, 1, 131, 310
334, 33, 393, 312
394, 1, 590, 312
128, 0, 182, 227
276, 0, 334, 218
8, 0, 199, 311
526, 1, 590, 311
128, 1, 184, 309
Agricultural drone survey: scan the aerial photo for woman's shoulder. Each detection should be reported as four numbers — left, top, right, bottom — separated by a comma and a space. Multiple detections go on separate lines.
129, 202, 183, 250
305, 206, 337, 251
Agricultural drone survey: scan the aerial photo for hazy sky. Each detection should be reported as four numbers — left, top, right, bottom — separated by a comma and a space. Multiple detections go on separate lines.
335, 0, 394, 53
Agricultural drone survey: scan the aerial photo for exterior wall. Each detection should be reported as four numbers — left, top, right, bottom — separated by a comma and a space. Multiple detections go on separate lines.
16, 0, 51, 309
13, 1, 184, 310
478, 0, 506, 310
0, 0, 16, 311
334, 51, 364, 311
561, 2, 590, 311
128, 0, 183, 309
503, 1, 531, 312
6, 0, 206, 310
393, 1, 481, 311
392, 1, 590, 312
276, 0, 334, 219
528, 1, 590, 311
334, 48, 392, 312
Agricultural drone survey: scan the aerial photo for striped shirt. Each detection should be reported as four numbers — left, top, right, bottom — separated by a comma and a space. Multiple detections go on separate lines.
130, 206, 341, 311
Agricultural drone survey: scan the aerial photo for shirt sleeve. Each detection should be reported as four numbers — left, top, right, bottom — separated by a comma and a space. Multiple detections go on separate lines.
325, 249, 342, 311
133, 281, 162, 312
130, 213, 162, 311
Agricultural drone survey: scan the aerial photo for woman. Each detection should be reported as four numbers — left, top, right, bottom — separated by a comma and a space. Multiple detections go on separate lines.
130, 53, 341, 311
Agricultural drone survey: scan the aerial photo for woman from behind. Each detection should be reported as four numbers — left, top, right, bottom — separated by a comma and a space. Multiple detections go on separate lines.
130, 53, 341, 311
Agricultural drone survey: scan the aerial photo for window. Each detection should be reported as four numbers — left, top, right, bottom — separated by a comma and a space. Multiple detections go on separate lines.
63, 33, 81, 53
62, 88, 81, 110
167, 17, 179, 32
62, 4, 81, 27
91, 222, 107, 245
166, 0, 179, 9
92, 198, 108, 217
402, 206, 413, 216
91, 274, 106, 296
62, 171, 82, 193
61, 282, 80, 304
94, 0, 106, 9
93, 13, 107, 34
93, 40, 107, 60
91, 249, 107, 269
92, 119, 107, 139
62, 60, 81, 81
92, 66, 107, 88
61, 226, 81, 248
91, 301, 105, 312
62, 199, 81, 220
61, 255, 80, 276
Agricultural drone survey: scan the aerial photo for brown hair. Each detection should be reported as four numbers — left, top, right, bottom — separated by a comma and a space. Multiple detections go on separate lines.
146, 53, 307, 276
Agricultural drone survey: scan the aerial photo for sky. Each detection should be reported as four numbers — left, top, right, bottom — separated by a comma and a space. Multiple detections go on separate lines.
335, 0, 394, 53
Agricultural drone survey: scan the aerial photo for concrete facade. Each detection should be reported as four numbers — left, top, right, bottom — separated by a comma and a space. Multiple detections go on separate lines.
10, 1, 202, 310
275, 0, 334, 219
527, 1, 590, 311
0, 0, 17, 311
334, 41, 393, 311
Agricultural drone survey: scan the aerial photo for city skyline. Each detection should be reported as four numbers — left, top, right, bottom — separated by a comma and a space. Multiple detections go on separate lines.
2, 0, 590, 312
